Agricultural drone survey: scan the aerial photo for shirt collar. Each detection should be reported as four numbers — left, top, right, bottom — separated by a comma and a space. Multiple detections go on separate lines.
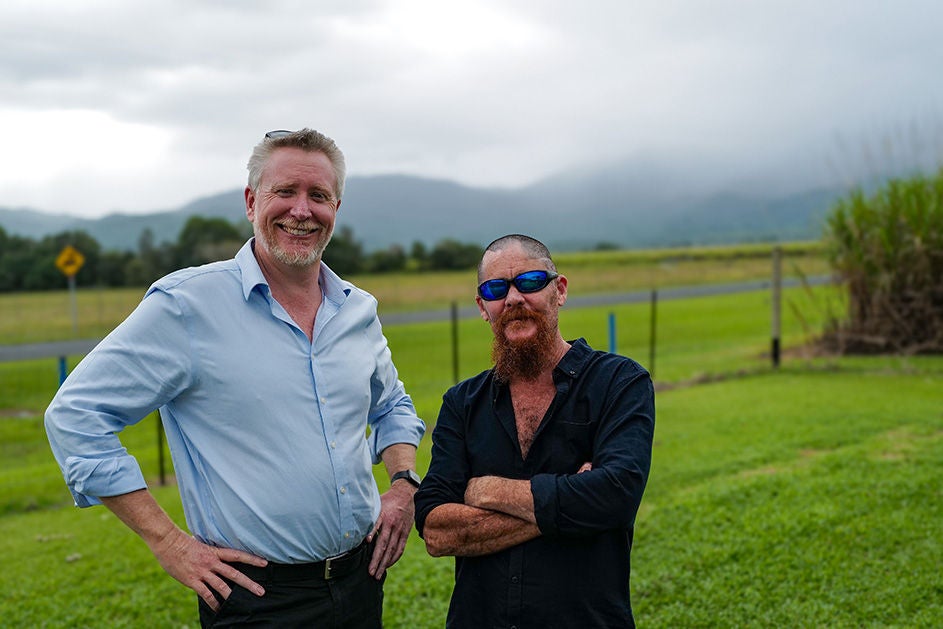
554, 338, 593, 380
236, 239, 267, 301
235, 238, 351, 304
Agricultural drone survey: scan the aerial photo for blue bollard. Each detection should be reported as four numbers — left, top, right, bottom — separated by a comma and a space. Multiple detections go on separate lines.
608, 312, 616, 354
58, 356, 68, 386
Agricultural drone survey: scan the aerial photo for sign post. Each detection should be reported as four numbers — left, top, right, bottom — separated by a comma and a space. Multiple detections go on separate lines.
56, 245, 85, 336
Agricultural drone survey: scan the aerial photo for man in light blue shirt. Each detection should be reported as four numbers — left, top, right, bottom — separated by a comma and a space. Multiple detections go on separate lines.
45, 128, 426, 628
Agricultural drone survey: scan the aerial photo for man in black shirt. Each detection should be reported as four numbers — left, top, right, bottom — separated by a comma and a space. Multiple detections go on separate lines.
414, 234, 655, 628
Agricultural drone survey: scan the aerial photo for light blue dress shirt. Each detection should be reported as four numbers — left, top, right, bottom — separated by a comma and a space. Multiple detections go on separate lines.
45, 239, 425, 563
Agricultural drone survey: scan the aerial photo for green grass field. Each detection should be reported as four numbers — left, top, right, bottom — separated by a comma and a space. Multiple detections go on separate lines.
2, 245, 940, 627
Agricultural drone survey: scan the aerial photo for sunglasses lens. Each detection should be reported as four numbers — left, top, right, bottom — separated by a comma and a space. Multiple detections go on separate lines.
478, 279, 510, 301
479, 271, 556, 300
514, 271, 551, 293
264, 129, 293, 139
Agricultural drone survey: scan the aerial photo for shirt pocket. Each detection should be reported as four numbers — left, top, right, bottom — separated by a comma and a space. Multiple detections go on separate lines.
552, 417, 596, 469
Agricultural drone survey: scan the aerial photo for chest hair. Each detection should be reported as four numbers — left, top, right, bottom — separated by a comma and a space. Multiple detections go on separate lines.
510, 381, 557, 459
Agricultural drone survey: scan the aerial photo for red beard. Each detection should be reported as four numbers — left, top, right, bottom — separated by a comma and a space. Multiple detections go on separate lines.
491, 304, 558, 383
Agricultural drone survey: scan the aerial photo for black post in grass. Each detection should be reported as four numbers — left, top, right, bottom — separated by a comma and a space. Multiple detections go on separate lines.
649, 289, 657, 380
771, 246, 782, 368
451, 301, 460, 384
155, 411, 166, 486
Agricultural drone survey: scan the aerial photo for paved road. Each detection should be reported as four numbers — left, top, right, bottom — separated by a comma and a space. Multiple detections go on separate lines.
380, 275, 831, 325
0, 338, 102, 362
1, 275, 831, 362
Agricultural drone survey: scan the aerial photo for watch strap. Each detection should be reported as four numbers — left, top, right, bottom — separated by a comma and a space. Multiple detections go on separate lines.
390, 469, 421, 488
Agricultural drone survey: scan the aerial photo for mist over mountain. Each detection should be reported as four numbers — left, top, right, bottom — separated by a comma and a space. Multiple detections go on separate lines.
0, 157, 851, 253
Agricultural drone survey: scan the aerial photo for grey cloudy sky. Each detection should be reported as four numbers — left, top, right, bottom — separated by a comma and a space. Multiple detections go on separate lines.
2, 0, 942, 217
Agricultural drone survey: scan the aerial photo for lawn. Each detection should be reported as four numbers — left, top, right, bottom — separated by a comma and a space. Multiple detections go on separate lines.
2, 357, 940, 627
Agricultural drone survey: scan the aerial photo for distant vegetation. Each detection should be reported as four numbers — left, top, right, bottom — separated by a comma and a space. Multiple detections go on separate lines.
0, 217, 485, 292
1, 210, 824, 294
823, 167, 943, 354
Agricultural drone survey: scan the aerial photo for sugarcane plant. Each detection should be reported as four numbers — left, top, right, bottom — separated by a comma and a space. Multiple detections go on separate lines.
823, 168, 943, 354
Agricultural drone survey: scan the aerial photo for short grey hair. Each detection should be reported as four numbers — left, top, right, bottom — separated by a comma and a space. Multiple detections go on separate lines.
246, 128, 347, 199
478, 234, 556, 282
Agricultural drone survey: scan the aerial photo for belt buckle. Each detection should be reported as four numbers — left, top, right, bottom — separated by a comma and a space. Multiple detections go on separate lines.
323, 538, 366, 580
323, 548, 349, 580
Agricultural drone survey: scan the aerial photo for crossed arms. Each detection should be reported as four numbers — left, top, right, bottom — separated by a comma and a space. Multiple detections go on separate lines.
421, 476, 540, 557
420, 462, 593, 557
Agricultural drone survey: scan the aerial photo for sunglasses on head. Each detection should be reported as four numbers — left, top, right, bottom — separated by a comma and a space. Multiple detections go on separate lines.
264, 129, 294, 139
477, 270, 559, 301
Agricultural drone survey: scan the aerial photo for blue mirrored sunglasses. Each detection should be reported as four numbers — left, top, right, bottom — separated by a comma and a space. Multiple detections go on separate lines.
478, 270, 559, 301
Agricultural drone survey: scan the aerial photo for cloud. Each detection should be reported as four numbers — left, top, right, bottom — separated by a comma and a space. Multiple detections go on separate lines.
1, 0, 942, 216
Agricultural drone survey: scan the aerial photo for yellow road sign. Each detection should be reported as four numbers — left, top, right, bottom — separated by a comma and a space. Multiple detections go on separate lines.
56, 245, 85, 277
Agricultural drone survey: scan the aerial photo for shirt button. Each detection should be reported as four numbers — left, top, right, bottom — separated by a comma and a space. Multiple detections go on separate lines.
330, 441, 337, 449
340, 487, 347, 494
320, 397, 326, 404
344, 531, 350, 538
511, 575, 519, 583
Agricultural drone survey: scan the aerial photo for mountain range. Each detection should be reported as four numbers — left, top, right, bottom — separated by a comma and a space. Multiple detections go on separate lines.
0, 159, 849, 253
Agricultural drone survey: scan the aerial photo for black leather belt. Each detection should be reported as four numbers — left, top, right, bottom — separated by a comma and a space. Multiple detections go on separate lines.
232, 537, 373, 583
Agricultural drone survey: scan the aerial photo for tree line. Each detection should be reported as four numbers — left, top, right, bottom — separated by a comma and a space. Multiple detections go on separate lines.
0, 217, 484, 292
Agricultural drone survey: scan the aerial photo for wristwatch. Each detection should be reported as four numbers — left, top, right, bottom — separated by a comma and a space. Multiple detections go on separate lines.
391, 469, 421, 489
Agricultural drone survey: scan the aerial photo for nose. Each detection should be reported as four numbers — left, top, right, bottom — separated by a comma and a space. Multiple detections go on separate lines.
288, 194, 313, 218
503, 284, 526, 306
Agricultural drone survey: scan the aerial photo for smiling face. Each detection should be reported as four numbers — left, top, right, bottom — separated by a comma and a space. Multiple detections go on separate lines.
245, 146, 340, 270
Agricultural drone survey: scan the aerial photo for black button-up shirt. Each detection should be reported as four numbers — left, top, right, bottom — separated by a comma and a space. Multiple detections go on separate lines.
415, 339, 655, 629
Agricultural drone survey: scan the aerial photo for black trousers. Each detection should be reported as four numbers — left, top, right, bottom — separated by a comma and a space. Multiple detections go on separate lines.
199, 540, 384, 628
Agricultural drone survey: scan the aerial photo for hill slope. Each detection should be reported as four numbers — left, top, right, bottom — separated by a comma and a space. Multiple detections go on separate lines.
0, 166, 845, 253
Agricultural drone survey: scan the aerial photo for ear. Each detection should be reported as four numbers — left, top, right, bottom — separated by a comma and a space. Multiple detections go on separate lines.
555, 274, 568, 307
244, 186, 256, 222
476, 295, 490, 321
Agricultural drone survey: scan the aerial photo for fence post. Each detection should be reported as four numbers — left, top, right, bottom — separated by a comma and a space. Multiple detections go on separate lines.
451, 301, 459, 384
771, 246, 782, 368
649, 289, 657, 379
156, 411, 167, 486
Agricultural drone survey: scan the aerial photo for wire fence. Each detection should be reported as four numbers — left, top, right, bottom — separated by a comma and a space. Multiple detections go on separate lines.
1, 272, 840, 513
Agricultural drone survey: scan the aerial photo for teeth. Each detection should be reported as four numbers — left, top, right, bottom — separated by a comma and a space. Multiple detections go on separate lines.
281, 225, 315, 236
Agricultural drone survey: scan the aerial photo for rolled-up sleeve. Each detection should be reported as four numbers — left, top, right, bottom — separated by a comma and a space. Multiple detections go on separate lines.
44, 288, 193, 507
531, 369, 655, 537
364, 317, 425, 462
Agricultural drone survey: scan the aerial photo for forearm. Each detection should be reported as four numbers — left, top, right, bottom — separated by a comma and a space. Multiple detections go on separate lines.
102, 489, 269, 610
422, 503, 540, 557
101, 489, 183, 553
464, 476, 536, 524
380, 443, 418, 481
